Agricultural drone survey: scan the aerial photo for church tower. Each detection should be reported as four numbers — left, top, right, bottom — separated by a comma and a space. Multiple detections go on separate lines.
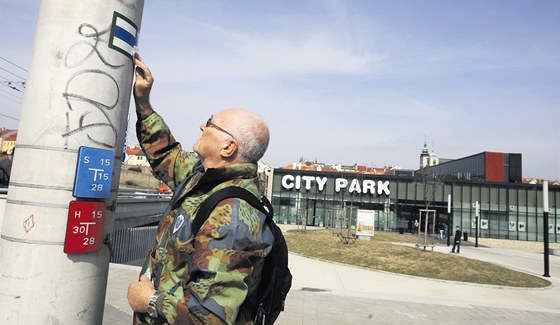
419, 141, 439, 168
420, 142, 430, 168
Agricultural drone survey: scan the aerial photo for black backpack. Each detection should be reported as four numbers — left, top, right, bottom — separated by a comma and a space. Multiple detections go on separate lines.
192, 187, 292, 325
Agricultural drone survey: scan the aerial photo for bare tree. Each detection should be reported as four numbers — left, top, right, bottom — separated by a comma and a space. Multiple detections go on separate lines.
415, 169, 445, 244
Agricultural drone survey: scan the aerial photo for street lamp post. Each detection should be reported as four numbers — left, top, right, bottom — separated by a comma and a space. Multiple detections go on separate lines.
447, 194, 451, 246
475, 201, 479, 248
543, 181, 550, 277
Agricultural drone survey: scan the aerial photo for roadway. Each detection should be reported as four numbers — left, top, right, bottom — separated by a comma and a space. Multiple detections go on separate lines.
103, 231, 560, 324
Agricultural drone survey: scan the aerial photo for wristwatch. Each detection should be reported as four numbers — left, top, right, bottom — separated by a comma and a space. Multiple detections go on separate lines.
147, 290, 162, 318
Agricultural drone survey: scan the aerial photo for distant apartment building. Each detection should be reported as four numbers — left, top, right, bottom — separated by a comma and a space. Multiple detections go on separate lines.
0, 128, 17, 155
282, 159, 398, 175
123, 145, 150, 167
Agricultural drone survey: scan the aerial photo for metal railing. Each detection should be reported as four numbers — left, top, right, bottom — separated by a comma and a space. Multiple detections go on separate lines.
111, 225, 158, 265
113, 195, 169, 230
111, 189, 168, 264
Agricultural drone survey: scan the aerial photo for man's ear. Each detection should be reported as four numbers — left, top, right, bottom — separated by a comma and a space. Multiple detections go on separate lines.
220, 139, 238, 159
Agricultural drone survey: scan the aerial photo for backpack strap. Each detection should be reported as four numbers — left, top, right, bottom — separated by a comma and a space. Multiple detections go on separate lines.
192, 187, 271, 236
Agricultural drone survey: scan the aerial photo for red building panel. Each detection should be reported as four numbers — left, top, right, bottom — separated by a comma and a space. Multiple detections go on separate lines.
485, 152, 504, 182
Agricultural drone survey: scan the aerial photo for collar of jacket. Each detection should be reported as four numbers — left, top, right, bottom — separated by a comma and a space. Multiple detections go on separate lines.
172, 162, 258, 208
201, 162, 258, 184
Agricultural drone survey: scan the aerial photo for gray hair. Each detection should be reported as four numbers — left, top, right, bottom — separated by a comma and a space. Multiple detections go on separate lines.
228, 110, 269, 163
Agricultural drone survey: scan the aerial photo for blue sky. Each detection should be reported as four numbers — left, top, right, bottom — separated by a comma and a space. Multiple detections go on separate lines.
1, 0, 559, 180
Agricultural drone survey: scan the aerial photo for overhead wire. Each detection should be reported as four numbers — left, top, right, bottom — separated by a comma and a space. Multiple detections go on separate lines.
0, 94, 21, 106
0, 67, 26, 82
125, 119, 139, 146
0, 84, 22, 122
0, 94, 21, 104
0, 56, 28, 73
0, 112, 19, 121
0, 56, 25, 126
0, 56, 140, 146
0, 75, 24, 92
0, 87, 23, 101
0, 56, 28, 112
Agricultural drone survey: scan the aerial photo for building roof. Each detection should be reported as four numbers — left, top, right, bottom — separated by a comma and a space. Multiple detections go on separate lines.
126, 145, 143, 156
0, 128, 17, 141
281, 161, 394, 175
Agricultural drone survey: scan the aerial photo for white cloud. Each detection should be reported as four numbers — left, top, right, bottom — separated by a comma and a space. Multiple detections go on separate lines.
150, 22, 387, 82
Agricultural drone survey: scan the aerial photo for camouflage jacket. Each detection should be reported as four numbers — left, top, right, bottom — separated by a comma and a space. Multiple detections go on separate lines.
133, 113, 273, 324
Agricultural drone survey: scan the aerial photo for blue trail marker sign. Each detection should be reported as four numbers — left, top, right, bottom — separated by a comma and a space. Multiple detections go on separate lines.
73, 147, 114, 199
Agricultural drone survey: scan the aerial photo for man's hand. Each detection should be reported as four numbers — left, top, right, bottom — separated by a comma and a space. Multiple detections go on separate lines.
127, 275, 156, 313
133, 54, 155, 119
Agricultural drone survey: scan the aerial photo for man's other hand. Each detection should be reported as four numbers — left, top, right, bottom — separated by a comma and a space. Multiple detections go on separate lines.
127, 275, 156, 313
133, 54, 155, 119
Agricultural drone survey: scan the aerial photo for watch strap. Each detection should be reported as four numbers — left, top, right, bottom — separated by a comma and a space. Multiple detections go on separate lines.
148, 290, 161, 317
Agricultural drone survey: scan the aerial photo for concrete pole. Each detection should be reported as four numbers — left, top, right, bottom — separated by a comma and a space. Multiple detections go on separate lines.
0, 1, 144, 323
475, 201, 479, 247
447, 194, 451, 246
543, 181, 550, 277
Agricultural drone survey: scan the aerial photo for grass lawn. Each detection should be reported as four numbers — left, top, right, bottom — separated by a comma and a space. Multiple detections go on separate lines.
285, 229, 551, 288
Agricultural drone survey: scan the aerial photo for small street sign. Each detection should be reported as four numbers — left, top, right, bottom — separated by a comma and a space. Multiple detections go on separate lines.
73, 147, 113, 199
64, 201, 106, 254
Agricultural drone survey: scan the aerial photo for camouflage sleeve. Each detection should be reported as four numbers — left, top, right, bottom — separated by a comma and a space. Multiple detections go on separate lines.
137, 112, 198, 189
158, 199, 273, 324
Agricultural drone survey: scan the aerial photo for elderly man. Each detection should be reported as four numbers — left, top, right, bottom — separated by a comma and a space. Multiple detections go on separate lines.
127, 55, 273, 324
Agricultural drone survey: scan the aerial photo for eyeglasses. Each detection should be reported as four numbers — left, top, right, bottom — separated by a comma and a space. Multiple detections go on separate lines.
206, 116, 235, 139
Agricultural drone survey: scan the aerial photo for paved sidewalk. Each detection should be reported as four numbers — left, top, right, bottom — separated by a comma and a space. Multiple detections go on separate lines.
104, 241, 560, 324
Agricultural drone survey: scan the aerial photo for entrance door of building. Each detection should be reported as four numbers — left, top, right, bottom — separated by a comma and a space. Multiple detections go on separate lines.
300, 198, 316, 226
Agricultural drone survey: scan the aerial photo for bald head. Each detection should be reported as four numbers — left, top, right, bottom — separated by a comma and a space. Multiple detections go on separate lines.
219, 108, 270, 163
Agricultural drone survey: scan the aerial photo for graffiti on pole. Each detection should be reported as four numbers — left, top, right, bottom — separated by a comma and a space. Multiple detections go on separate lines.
60, 11, 137, 149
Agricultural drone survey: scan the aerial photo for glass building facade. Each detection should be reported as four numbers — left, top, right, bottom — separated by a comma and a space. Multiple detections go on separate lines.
419, 152, 522, 183
270, 168, 560, 243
